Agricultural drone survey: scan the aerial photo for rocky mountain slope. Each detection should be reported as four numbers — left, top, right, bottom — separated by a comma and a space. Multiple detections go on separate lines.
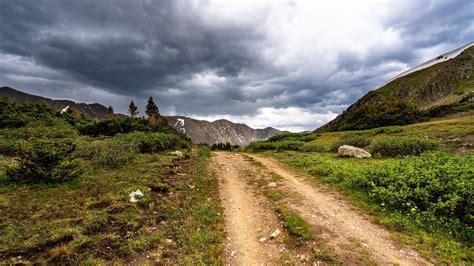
0, 86, 283, 145
319, 42, 474, 132
166, 116, 283, 146
0, 86, 109, 120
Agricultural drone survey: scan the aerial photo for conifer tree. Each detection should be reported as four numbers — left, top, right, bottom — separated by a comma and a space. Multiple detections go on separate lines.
128, 100, 139, 117
145, 96, 159, 117
107, 105, 114, 118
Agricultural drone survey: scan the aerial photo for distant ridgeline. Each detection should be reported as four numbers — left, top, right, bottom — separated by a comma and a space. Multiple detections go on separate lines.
319, 43, 474, 132
0, 86, 284, 145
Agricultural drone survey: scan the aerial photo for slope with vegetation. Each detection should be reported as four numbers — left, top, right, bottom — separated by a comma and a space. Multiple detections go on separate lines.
320, 44, 474, 132
0, 98, 223, 264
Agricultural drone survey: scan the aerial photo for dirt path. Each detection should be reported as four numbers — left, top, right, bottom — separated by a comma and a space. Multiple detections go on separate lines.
211, 152, 286, 265
248, 154, 431, 265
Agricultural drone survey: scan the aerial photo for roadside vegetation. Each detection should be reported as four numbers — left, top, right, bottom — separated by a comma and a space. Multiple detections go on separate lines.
244, 116, 474, 264
0, 99, 223, 264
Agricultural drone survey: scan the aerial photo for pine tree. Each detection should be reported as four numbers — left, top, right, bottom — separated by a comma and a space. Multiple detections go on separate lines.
107, 105, 114, 118
128, 100, 139, 117
146, 96, 159, 117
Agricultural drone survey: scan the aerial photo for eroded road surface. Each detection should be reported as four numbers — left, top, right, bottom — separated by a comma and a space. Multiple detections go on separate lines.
212, 151, 430, 265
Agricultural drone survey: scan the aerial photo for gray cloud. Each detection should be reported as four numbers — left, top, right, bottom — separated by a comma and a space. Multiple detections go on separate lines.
0, 0, 473, 131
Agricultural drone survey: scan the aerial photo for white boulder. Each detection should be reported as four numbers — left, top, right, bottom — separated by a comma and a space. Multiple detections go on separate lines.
338, 145, 371, 158
170, 150, 183, 157
129, 189, 144, 203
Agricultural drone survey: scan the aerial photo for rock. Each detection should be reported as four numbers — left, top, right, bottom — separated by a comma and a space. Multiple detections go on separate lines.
270, 229, 281, 239
267, 182, 277, 188
164, 239, 175, 245
129, 189, 144, 203
337, 145, 371, 158
259, 237, 267, 243
170, 150, 183, 157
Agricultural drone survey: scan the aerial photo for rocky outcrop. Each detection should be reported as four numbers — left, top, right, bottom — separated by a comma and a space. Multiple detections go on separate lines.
338, 145, 371, 158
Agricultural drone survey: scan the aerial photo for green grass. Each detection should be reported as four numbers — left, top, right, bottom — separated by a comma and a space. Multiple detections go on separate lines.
0, 146, 223, 264
309, 116, 474, 153
265, 150, 473, 264
276, 207, 313, 246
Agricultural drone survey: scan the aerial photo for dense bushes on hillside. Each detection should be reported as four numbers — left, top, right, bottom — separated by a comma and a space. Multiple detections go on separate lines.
0, 99, 190, 182
352, 151, 473, 242
78, 117, 176, 137
321, 98, 425, 132
116, 131, 190, 153
370, 136, 439, 157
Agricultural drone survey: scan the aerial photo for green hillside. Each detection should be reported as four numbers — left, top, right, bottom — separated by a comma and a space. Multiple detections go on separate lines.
319, 46, 474, 132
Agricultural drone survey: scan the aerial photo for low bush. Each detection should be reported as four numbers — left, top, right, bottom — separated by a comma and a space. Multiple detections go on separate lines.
330, 133, 373, 151
352, 151, 473, 242
371, 126, 404, 134
275, 140, 304, 152
78, 117, 176, 137
76, 139, 137, 167
245, 141, 278, 151
116, 132, 190, 153
301, 143, 326, 152
7, 138, 82, 184
370, 136, 439, 157
268, 132, 317, 142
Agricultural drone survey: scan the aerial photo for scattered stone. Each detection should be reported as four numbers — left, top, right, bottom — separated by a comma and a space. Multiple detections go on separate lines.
170, 150, 183, 157
259, 237, 267, 243
270, 229, 281, 239
267, 182, 277, 188
164, 239, 175, 245
338, 145, 371, 158
129, 189, 144, 203
297, 254, 308, 262
226, 168, 230, 172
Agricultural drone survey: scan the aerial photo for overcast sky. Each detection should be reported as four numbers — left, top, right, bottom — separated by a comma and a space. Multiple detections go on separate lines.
1, 0, 473, 131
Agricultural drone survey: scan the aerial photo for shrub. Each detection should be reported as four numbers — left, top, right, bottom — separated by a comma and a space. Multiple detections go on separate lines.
372, 126, 404, 134
370, 136, 439, 157
116, 132, 190, 153
7, 139, 82, 184
354, 152, 473, 241
276, 140, 304, 152
78, 117, 177, 137
330, 133, 373, 151
245, 141, 277, 151
268, 133, 317, 143
76, 139, 137, 167
301, 143, 326, 152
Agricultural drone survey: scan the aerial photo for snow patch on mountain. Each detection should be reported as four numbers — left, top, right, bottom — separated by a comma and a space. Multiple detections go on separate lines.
174, 118, 186, 133
60, 105, 70, 113
379, 41, 474, 88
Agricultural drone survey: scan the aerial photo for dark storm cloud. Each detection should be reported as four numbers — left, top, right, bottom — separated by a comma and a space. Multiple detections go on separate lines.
0, 0, 473, 130
0, 0, 266, 94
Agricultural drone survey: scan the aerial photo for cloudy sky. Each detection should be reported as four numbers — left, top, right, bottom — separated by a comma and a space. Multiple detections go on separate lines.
1, 0, 473, 131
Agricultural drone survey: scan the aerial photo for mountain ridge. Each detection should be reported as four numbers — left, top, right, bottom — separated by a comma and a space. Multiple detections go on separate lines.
0, 86, 283, 145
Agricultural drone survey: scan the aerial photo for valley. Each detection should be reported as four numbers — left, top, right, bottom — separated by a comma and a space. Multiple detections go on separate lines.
0, 21, 473, 265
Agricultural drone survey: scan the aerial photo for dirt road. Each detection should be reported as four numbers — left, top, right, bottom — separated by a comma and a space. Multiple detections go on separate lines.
212, 151, 430, 265
212, 152, 286, 265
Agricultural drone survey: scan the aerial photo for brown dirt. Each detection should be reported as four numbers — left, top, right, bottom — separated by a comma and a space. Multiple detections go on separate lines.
211, 152, 288, 265
248, 153, 432, 266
